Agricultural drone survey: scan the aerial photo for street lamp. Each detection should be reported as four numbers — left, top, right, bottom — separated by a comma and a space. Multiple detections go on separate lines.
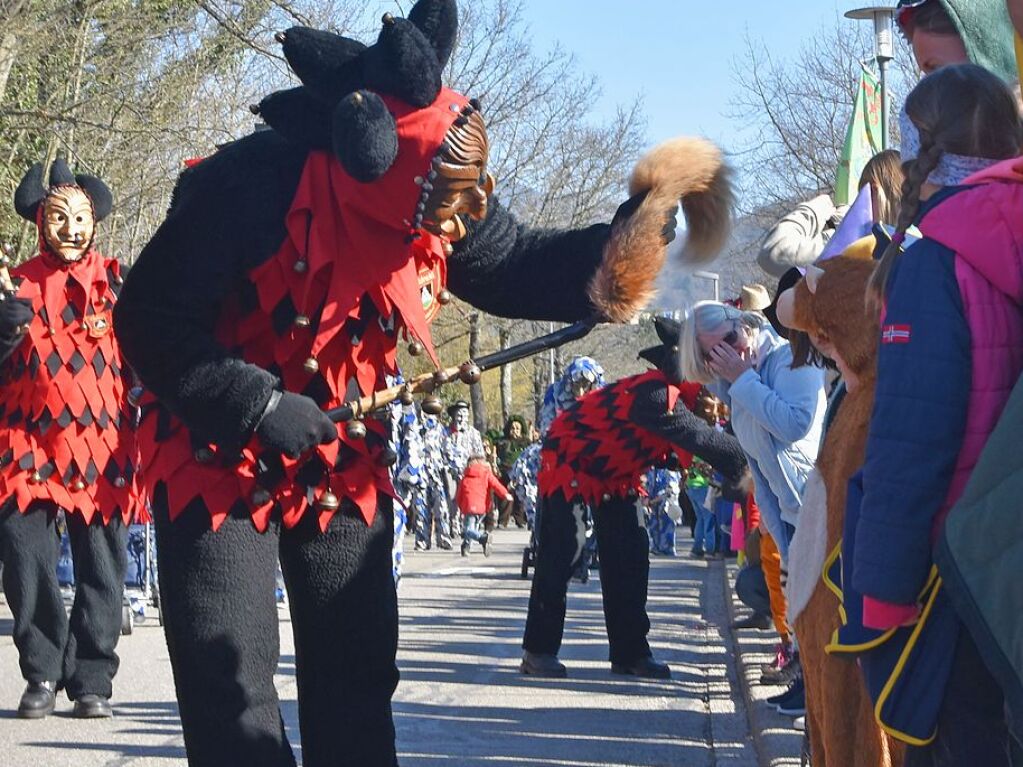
845, 5, 897, 150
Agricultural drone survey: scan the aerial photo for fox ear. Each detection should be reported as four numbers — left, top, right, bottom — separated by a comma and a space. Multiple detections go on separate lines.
804, 264, 825, 295
408, 0, 458, 69
14, 162, 46, 222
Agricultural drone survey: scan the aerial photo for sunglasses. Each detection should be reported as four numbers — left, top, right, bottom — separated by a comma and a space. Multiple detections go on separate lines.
703, 322, 741, 363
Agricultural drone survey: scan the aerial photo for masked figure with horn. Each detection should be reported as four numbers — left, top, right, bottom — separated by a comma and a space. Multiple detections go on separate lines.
521, 317, 750, 678
0, 159, 141, 720
113, 1, 733, 764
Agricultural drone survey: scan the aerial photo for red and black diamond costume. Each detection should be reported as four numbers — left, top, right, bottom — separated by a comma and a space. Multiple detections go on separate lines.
523, 317, 748, 674
113, 2, 733, 764
0, 159, 141, 717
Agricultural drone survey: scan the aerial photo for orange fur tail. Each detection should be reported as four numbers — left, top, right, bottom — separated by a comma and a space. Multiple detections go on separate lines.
588, 137, 734, 323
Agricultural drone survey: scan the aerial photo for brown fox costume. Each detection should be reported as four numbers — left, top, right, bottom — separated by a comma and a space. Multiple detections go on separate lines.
777, 254, 904, 767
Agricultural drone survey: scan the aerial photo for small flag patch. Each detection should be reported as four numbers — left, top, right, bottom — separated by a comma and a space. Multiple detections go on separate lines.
882, 324, 911, 344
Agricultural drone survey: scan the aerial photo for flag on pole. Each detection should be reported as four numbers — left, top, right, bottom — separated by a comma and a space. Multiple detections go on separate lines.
835, 66, 883, 205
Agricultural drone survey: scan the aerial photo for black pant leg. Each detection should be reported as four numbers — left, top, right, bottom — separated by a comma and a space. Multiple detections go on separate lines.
278, 499, 399, 767
62, 512, 128, 699
153, 487, 295, 767
593, 495, 652, 665
0, 499, 67, 686
522, 492, 585, 656
905, 624, 1010, 767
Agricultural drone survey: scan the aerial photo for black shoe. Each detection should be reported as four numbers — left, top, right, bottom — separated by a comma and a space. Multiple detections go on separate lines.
776, 680, 806, 716
72, 694, 113, 719
611, 657, 672, 679
767, 675, 804, 706
17, 681, 56, 719
482, 533, 492, 557
732, 613, 772, 631
460, 541, 469, 557
520, 651, 567, 678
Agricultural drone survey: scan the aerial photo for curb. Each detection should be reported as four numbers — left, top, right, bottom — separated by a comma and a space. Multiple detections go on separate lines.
720, 559, 772, 767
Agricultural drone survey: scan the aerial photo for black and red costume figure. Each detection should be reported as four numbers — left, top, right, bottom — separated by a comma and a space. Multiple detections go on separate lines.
0, 159, 141, 720
113, 2, 733, 765
521, 316, 749, 679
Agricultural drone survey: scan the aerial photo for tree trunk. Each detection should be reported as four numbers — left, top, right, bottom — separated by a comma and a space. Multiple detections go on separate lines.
532, 354, 545, 425
499, 325, 512, 425
468, 312, 487, 432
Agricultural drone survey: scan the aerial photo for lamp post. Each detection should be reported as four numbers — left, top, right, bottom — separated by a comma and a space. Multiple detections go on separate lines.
845, 5, 897, 150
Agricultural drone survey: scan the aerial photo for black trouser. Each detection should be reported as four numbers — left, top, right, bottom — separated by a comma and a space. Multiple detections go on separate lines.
153, 487, 399, 767
906, 626, 1011, 767
0, 498, 127, 699
522, 491, 651, 665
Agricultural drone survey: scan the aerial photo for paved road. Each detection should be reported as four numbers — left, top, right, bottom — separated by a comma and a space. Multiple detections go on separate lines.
0, 529, 758, 766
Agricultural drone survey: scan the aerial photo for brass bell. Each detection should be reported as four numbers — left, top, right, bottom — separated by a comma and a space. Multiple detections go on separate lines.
570, 479, 580, 489
114, 477, 127, 489
399, 388, 414, 406
377, 448, 398, 468
251, 488, 272, 506
294, 315, 311, 328
274, 30, 287, 44
194, 447, 215, 464
345, 420, 367, 440
29, 470, 42, 484
458, 362, 482, 385
421, 395, 443, 415
317, 489, 340, 512
293, 259, 307, 274
407, 339, 424, 357
443, 243, 454, 256
303, 357, 319, 374
437, 289, 452, 305
432, 370, 448, 387
381, 12, 395, 24
602, 493, 612, 502
72, 478, 86, 491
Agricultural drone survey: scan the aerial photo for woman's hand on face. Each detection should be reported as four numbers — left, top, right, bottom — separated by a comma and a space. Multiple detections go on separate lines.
707, 342, 752, 383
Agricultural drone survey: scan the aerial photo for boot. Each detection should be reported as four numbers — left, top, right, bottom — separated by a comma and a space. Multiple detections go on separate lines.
460, 540, 470, 557
17, 681, 56, 719
72, 694, 113, 719
520, 651, 567, 678
482, 532, 492, 557
611, 656, 672, 680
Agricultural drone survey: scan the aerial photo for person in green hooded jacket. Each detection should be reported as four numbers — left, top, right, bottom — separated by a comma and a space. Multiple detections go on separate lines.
897, 0, 1018, 80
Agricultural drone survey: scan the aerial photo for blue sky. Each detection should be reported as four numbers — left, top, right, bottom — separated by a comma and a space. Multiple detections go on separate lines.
519, 1, 877, 152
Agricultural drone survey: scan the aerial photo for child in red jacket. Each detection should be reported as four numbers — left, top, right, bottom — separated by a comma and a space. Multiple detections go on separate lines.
457, 455, 513, 556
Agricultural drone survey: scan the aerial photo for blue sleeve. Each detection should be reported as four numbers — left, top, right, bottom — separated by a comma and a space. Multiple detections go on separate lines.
852, 241, 971, 605
727, 345, 825, 444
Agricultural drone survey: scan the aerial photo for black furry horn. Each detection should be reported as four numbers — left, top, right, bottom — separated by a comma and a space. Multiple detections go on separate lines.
652, 315, 681, 347
362, 17, 441, 108
332, 90, 398, 183
49, 156, 74, 186
75, 174, 113, 222
408, 0, 458, 69
280, 26, 367, 104
14, 162, 46, 222
257, 86, 332, 150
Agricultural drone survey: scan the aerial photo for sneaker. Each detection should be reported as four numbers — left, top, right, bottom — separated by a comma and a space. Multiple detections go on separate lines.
761, 654, 800, 686
460, 541, 469, 557
520, 651, 567, 678
414, 541, 428, 551
482, 533, 492, 557
777, 690, 806, 717
437, 540, 453, 551
760, 642, 792, 674
768, 675, 804, 707
690, 548, 705, 558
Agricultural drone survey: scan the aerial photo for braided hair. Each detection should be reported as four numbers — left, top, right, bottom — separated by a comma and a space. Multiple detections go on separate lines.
868, 64, 1023, 309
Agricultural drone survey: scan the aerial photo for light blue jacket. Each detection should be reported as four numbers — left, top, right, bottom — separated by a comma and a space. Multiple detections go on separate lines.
712, 327, 826, 560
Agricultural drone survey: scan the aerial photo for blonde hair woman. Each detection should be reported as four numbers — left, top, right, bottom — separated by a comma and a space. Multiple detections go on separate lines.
679, 300, 826, 562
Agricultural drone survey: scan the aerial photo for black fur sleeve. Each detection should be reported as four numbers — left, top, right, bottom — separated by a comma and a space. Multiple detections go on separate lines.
446, 197, 609, 322
628, 379, 749, 484
114, 131, 308, 447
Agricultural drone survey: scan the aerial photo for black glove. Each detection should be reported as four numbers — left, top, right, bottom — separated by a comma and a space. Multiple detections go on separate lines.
611, 190, 678, 244
0, 295, 33, 338
255, 391, 337, 458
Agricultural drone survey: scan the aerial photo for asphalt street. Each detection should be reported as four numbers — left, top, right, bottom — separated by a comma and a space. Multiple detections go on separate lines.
0, 528, 759, 766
